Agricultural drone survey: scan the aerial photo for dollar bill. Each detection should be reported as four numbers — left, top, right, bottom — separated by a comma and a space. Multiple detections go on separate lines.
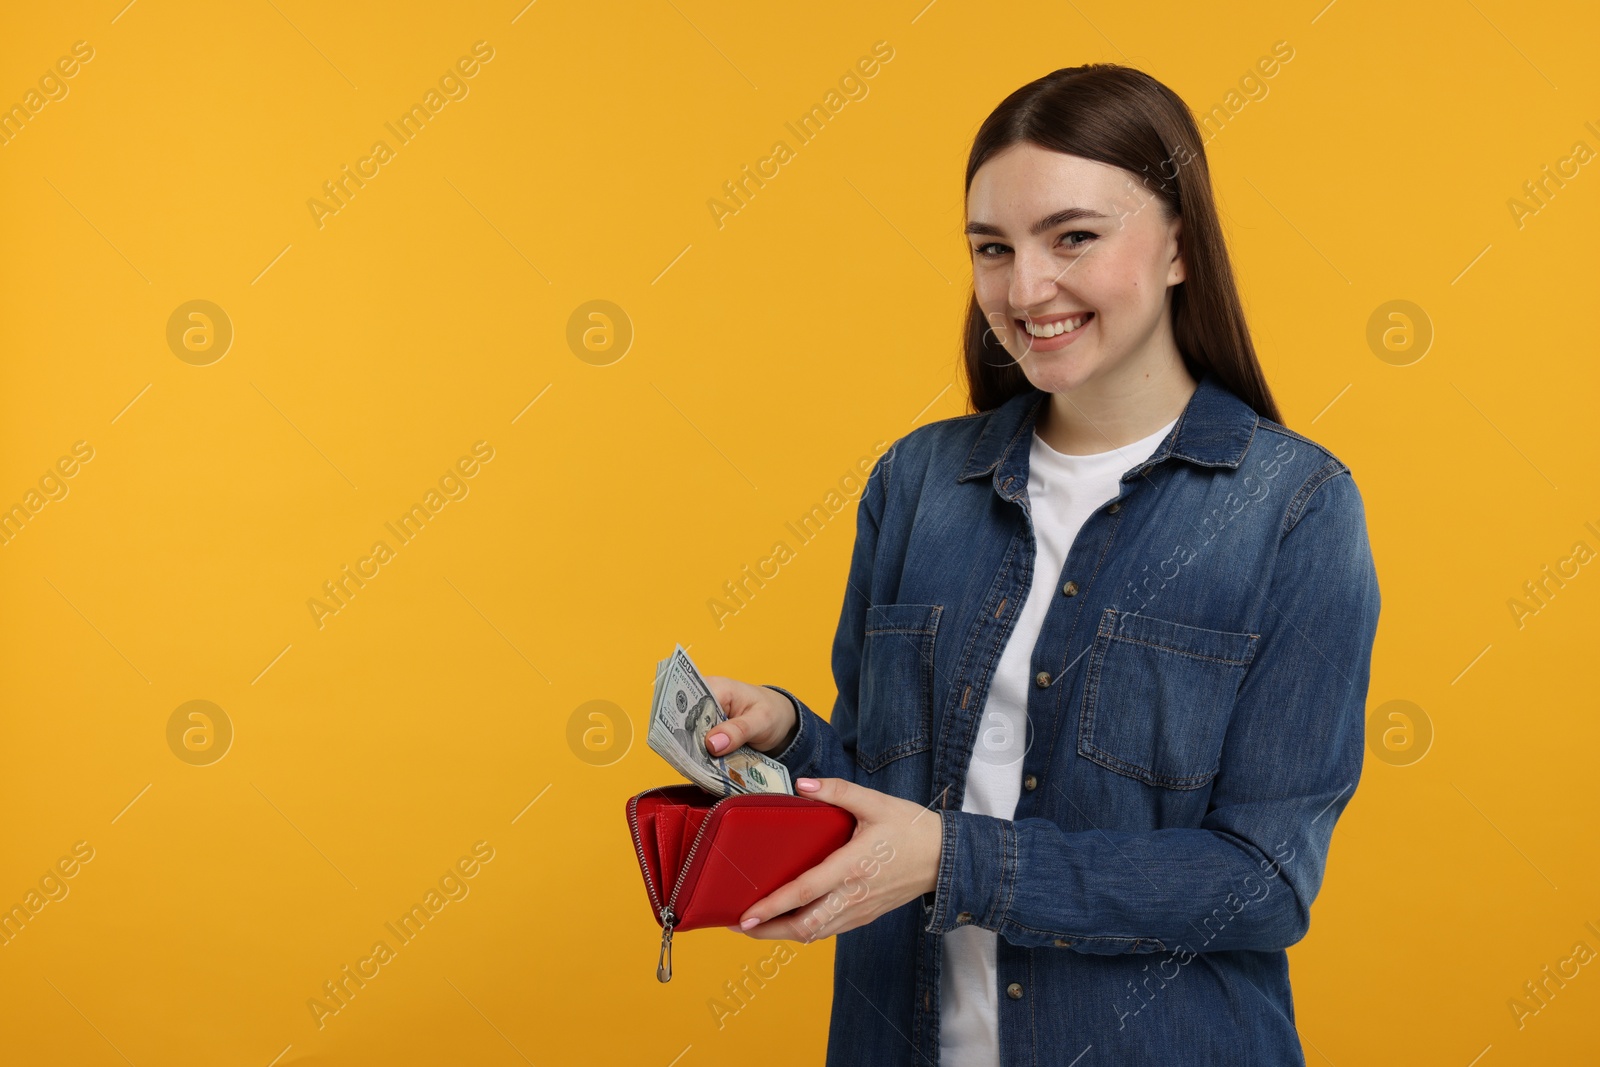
648, 644, 793, 797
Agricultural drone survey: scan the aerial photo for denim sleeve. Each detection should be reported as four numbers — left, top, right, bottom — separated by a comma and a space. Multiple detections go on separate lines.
759, 447, 899, 787
924, 463, 1382, 954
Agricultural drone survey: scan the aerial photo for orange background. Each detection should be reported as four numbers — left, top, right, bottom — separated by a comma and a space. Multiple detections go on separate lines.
1, 1, 1597, 1064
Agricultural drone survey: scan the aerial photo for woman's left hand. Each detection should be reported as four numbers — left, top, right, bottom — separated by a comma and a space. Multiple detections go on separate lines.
727, 776, 943, 942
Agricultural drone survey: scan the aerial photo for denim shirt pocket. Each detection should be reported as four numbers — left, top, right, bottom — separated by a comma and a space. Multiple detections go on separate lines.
1078, 608, 1259, 790
857, 603, 943, 773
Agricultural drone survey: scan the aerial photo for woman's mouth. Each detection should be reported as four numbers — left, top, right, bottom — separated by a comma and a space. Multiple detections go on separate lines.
1016, 312, 1094, 350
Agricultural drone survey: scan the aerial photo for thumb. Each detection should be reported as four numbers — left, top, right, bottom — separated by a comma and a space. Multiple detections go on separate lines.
699, 676, 741, 755
705, 718, 745, 754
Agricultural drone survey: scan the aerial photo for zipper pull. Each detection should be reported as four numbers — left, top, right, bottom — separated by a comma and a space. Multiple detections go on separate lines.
656, 907, 675, 983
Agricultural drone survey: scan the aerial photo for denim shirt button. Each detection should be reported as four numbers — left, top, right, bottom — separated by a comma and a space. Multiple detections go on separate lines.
1053, 938, 1073, 947
1023, 774, 1037, 791
1035, 671, 1050, 688
956, 911, 972, 923
1006, 982, 1024, 999
1062, 580, 1079, 596
1107, 501, 1121, 514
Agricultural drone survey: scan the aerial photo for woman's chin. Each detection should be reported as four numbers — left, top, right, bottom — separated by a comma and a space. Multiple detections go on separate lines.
1018, 354, 1101, 395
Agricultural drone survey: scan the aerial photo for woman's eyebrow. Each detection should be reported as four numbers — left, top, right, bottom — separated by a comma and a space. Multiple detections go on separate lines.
964, 206, 1113, 237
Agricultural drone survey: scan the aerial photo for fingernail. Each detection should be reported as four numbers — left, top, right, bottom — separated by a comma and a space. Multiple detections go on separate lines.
740, 916, 761, 930
709, 733, 727, 753
798, 778, 819, 791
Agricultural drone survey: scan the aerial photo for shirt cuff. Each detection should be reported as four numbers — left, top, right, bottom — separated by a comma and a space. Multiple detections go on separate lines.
922, 809, 1016, 935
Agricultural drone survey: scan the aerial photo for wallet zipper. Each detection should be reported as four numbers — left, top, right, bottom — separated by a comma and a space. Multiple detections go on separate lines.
629, 791, 734, 983
657, 905, 676, 983
657, 805, 722, 983
625, 795, 666, 919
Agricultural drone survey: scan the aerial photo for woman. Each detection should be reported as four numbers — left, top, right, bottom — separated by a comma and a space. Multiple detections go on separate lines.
702, 63, 1380, 1067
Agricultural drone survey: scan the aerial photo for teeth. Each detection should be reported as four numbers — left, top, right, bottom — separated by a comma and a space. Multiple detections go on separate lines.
1022, 313, 1091, 338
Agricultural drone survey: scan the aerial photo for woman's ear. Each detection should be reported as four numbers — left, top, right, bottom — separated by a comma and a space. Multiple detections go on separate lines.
1167, 216, 1187, 286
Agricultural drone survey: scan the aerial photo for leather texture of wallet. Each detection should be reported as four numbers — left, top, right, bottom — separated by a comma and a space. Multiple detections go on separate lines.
626, 783, 856, 982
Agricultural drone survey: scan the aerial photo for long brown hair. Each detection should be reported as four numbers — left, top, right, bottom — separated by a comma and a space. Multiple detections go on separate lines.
961, 64, 1282, 425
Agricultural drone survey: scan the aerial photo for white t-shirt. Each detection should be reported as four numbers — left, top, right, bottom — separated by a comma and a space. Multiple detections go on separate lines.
938, 412, 1178, 1066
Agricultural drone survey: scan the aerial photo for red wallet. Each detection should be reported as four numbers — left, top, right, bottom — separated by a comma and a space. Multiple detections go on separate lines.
626, 784, 856, 982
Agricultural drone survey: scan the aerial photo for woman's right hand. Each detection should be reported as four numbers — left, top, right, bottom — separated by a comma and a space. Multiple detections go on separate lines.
700, 676, 799, 758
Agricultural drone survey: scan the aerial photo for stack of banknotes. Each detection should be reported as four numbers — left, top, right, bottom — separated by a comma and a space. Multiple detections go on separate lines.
649, 644, 794, 797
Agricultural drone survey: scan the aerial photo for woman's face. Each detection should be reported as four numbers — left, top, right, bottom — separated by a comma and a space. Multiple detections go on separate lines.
966, 142, 1186, 396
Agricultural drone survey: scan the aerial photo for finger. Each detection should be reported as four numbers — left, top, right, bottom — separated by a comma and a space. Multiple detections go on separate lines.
700, 677, 749, 755
743, 888, 853, 943
738, 848, 856, 931
795, 776, 877, 817
704, 715, 745, 755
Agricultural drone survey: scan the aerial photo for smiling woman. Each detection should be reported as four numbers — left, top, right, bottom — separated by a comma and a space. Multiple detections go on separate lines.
704, 62, 1380, 1067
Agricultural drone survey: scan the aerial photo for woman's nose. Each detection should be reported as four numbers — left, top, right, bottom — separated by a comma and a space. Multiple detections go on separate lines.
1008, 247, 1066, 312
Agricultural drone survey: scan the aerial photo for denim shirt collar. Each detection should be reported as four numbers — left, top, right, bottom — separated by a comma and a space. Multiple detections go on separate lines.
956, 370, 1260, 495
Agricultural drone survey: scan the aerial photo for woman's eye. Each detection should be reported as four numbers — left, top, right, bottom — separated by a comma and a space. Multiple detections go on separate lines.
971, 232, 1097, 259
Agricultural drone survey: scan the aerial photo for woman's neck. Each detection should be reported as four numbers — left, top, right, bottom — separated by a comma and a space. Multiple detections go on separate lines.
1035, 355, 1199, 456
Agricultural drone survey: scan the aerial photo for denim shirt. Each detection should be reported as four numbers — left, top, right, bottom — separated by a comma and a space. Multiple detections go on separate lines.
764, 371, 1381, 1066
